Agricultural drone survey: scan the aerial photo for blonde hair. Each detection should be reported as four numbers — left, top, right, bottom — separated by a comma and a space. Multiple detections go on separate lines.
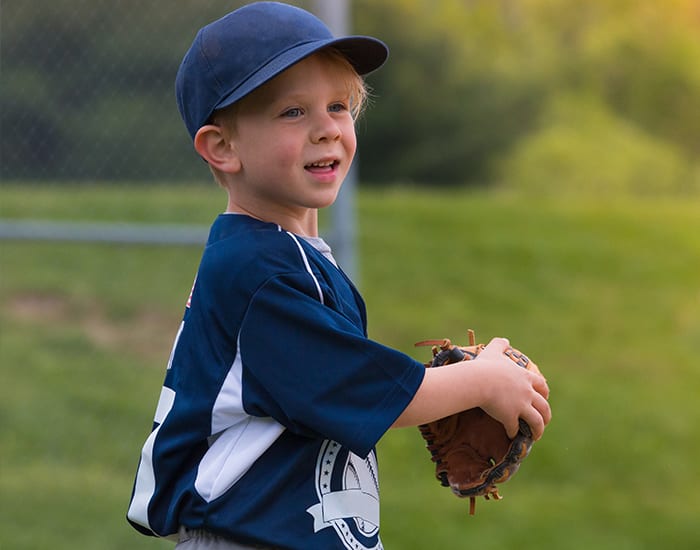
317, 47, 369, 120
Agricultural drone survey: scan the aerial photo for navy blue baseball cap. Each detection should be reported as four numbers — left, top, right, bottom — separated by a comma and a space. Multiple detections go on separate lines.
175, 1, 389, 140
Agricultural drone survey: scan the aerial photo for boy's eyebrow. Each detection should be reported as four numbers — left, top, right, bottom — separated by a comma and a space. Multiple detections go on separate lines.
267, 89, 352, 109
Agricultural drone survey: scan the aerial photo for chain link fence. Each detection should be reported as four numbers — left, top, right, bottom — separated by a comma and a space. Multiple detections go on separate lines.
1, 0, 317, 184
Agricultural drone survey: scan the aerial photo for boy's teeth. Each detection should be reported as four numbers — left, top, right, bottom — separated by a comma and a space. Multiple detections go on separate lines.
309, 161, 334, 167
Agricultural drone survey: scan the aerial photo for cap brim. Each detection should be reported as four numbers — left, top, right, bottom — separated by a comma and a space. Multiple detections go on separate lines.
214, 35, 388, 113
330, 35, 389, 75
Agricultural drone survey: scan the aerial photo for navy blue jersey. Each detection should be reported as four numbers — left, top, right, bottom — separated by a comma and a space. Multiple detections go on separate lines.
127, 214, 425, 549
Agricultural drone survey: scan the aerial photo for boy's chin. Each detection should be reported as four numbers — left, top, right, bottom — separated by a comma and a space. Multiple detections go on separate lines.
308, 187, 343, 209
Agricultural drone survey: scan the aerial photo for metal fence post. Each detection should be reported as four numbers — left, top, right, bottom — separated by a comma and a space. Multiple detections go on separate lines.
312, 0, 358, 282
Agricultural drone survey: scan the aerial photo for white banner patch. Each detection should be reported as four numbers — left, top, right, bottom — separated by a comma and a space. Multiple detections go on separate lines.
306, 441, 383, 550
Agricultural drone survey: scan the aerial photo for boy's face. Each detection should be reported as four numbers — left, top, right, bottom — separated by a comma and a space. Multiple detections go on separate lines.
227, 53, 358, 225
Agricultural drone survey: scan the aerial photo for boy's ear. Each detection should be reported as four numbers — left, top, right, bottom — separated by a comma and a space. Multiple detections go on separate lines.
193, 124, 241, 173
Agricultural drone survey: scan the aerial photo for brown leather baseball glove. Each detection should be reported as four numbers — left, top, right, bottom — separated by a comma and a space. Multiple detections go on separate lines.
415, 330, 543, 515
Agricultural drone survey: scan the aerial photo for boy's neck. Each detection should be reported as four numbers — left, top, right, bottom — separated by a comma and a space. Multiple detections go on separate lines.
225, 199, 319, 237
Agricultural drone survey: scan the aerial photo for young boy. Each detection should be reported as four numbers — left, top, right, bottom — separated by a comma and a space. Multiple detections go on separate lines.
127, 3, 551, 549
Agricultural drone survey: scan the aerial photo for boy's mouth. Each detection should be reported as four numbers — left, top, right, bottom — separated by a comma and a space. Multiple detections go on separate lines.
305, 160, 338, 173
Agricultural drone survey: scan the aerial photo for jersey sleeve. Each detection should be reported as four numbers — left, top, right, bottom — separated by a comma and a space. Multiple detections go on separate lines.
238, 270, 424, 458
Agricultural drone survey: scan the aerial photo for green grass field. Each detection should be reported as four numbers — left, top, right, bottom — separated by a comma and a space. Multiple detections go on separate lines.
1, 184, 698, 549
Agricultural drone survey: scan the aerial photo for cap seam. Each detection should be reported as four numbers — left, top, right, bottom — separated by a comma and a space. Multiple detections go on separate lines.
198, 31, 225, 96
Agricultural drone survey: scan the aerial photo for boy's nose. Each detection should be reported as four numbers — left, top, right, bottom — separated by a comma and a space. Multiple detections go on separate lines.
310, 113, 342, 143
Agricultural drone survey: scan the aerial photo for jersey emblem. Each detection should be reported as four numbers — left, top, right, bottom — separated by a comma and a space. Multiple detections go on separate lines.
306, 440, 383, 550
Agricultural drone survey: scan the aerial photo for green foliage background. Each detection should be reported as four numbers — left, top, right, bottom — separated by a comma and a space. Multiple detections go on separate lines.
2, 0, 700, 189
1, 184, 699, 548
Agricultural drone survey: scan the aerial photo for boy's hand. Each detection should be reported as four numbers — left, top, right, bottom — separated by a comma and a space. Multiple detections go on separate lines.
475, 337, 551, 440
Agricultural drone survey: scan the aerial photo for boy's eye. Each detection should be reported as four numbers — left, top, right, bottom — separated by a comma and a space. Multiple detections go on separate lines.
328, 102, 348, 113
282, 107, 303, 118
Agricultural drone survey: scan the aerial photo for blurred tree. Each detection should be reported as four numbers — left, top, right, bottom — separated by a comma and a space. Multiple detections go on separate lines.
498, 93, 697, 196
576, 0, 700, 155
356, 0, 545, 185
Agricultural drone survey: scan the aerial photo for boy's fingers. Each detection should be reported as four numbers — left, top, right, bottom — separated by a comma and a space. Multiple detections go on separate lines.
533, 392, 552, 426
504, 418, 520, 439
478, 337, 510, 359
522, 407, 546, 440
521, 393, 551, 440
531, 371, 550, 399
477, 337, 552, 440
